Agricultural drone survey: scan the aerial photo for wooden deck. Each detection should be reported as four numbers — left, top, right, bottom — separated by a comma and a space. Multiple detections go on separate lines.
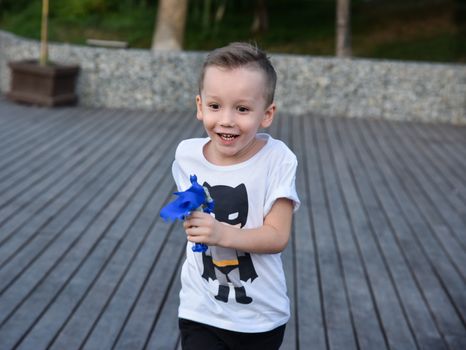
0, 98, 465, 350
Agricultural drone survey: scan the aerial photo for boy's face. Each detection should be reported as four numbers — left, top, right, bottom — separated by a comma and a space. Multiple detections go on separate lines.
196, 66, 275, 165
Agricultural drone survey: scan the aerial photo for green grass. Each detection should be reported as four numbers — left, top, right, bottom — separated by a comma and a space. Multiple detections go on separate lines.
361, 33, 461, 62
0, 0, 463, 63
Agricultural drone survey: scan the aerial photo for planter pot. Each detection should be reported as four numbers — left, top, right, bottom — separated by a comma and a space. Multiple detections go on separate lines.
7, 60, 80, 106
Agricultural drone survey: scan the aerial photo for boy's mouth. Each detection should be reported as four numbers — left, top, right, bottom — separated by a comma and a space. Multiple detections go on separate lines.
217, 133, 239, 141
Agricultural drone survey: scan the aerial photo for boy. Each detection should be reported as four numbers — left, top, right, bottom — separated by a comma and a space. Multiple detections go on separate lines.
172, 42, 300, 349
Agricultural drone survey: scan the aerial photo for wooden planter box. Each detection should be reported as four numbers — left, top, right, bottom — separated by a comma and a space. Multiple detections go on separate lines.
7, 60, 80, 106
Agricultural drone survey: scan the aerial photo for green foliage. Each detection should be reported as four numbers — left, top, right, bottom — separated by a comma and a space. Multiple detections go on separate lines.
0, 0, 30, 14
0, 0, 462, 62
365, 33, 460, 62
52, 0, 150, 18
54, 0, 110, 17
0, 1, 42, 40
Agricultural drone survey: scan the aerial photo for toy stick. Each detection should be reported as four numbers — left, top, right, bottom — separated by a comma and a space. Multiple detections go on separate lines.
160, 175, 214, 252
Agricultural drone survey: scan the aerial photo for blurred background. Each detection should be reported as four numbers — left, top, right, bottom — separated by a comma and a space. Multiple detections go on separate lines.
0, 0, 464, 63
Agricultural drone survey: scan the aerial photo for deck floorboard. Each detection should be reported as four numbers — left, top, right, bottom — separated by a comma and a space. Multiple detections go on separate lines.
0, 100, 464, 349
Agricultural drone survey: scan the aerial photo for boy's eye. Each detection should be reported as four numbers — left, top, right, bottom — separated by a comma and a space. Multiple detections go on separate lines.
209, 103, 220, 110
237, 106, 249, 113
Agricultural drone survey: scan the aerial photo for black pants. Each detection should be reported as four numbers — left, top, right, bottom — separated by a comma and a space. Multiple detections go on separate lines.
179, 318, 286, 350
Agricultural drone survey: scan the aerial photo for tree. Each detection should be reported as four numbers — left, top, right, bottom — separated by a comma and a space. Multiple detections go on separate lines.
336, 0, 351, 57
251, 0, 268, 35
152, 0, 188, 51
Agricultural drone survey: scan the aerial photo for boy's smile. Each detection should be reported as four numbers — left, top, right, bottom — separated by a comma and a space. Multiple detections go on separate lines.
196, 66, 275, 166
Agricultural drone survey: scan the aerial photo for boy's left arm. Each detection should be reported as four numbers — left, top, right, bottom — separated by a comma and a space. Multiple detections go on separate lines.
184, 198, 294, 254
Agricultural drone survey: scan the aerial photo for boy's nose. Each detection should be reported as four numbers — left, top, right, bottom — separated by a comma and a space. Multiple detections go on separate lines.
219, 109, 235, 126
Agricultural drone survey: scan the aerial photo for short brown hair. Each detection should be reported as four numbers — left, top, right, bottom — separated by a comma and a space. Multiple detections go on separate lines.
198, 42, 277, 106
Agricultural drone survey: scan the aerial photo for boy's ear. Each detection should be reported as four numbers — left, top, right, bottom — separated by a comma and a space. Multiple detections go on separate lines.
261, 102, 276, 128
196, 95, 203, 120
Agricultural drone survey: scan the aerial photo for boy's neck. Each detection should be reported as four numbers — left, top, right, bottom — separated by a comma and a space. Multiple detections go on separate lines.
203, 135, 267, 166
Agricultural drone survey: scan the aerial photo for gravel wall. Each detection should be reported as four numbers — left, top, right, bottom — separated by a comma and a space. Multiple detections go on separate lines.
1, 30, 465, 124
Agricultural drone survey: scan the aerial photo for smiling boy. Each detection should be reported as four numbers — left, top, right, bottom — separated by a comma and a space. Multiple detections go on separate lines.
172, 42, 300, 349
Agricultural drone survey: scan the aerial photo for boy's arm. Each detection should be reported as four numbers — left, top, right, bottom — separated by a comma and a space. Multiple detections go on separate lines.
184, 198, 294, 254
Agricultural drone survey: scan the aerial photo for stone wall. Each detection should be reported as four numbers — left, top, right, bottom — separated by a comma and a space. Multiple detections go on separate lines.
1, 30, 465, 124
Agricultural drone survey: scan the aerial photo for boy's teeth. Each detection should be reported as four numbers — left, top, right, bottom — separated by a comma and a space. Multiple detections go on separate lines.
220, 133, 237, 140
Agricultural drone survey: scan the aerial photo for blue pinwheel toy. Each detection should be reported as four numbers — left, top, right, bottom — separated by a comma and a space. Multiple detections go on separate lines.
160, 175, 214, 252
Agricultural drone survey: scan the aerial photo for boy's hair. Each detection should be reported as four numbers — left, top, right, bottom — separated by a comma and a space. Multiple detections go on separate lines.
198, 42, 277, 106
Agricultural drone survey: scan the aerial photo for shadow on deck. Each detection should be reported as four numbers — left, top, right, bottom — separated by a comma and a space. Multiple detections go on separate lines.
0, 99, 465, 350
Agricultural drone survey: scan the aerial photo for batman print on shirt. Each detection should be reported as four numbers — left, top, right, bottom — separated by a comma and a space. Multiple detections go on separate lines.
201, 182, 258, 304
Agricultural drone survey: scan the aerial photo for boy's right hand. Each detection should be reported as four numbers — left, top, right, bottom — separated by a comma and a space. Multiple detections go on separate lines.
183, 211, 223, 247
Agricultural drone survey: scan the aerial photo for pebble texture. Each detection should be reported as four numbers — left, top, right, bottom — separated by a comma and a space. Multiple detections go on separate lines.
1, 30, 465, 124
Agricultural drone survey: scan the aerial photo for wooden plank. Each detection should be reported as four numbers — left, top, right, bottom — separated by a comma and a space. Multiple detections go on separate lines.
311, 117, 358, 350
0, 112, 165, 349
86, 38, 128, 48
0, 107, 115, 216
1, 99, 465, 349
0, 107, 83, 174
276, 115, 298, 350
143, 236, 186, 350
0, 105, 74, 151
417, 122, 466, 172
107, 128, 202, 350
1, 110, 183, 348
393, 121, 466, 214
0, 104, 43, 145
0, 110, 157, 300
0, 104, 71, 153
79, 216, 177, 350
44, 116, 200, 350
321, 117, 388, 350
0, 109, 135, 288
0, 106, 112, 197
13, 147, 179, 350
0, 109, 144, 273
345, 117, 455, 349
335, 118, 421, 347
386, 121, 466, 246
295, 117, 327, 350
355, 118, 466, 349
0, 108, 127, 233
365, 120, 466, 311
396, 122, 466, 214
322, 117, 418, 349
111, 224, 186, 350
333, 118, 449, 350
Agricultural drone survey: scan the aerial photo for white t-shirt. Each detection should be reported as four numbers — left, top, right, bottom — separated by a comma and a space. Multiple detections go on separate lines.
172, 133, 300, 333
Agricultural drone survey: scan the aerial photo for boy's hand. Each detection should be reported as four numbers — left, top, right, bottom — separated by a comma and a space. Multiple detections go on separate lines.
183, 211, 223, 246
183, 198, 293, 254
